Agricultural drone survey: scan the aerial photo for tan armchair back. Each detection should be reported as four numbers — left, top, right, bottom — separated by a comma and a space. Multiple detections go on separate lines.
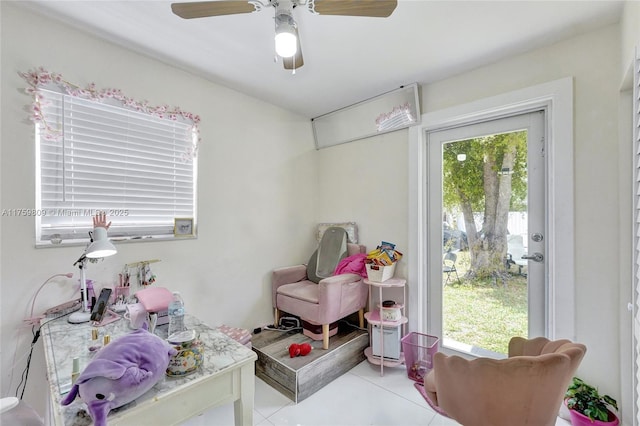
423, 337, 586, 426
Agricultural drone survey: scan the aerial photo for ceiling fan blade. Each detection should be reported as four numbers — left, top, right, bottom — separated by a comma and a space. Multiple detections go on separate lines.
283, 49, 304, 70
311, 0, 397, 17
171, 1, 257, 19
283, 29, 304, 70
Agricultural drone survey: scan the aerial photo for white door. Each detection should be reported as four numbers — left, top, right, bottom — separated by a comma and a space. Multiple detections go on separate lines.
426, 111, 545, 356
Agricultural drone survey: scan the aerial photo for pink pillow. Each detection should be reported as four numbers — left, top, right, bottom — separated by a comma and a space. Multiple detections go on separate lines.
334, 253, 368, 278
135, 287, 173, 312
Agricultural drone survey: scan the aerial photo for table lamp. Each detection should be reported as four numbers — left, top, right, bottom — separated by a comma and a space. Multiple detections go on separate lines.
68, 226, 117, 324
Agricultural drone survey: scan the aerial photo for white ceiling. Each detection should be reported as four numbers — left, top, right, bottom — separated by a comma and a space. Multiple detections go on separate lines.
19, 0, 624, 118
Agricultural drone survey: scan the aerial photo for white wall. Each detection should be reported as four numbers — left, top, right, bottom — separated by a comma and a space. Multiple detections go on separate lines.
317, 130, 409, 257
0, 2, 318, 414
622, 1, 640, 83
316, 130, 410, 306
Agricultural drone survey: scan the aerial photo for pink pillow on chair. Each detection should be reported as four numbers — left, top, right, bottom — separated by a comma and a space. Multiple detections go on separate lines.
334, 253, 367, 278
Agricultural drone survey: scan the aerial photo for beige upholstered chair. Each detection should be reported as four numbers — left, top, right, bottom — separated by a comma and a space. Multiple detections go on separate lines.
421, 336, 586, 426
272, 229, 367, 350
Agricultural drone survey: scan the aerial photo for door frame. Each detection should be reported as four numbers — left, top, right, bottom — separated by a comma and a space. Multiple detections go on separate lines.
407, 77, 575, 342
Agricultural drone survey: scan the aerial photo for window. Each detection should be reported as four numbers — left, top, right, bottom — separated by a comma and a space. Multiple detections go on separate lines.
27, 76, 198, 246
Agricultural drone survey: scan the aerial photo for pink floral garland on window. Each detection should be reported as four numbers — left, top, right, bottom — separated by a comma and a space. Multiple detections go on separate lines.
19, 67, 201, 160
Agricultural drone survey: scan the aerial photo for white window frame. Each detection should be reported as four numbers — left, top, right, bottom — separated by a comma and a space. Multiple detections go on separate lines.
408, 77, 575, 342
33, 89, 198, 247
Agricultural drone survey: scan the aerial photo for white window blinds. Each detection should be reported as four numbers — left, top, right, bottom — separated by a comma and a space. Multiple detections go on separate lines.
36, 89, 197, 245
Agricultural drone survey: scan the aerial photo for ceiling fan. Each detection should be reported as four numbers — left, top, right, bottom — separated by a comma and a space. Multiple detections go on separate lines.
170, 0, 398, 71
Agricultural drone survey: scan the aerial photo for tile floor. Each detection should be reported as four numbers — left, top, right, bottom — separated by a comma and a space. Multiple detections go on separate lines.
182, 360, 572, 426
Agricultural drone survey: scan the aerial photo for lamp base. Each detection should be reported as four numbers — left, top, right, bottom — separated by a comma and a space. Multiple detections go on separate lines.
68, 311, 91, 324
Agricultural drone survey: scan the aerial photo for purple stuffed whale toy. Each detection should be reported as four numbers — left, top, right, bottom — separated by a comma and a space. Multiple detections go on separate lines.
61, 328, 177, 426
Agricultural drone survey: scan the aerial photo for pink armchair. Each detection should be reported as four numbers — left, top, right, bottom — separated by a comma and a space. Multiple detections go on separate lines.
272, 242, 367, 349
420, 336, 586, 426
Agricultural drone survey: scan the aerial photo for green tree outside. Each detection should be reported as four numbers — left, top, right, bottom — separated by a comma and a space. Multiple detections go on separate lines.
442, 131, 527, 279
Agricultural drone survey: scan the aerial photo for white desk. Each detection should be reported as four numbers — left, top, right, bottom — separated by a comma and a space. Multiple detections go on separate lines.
41, 314, 257, 426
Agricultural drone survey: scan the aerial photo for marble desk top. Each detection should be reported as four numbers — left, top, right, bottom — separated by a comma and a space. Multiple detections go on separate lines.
41, 314, 256, 426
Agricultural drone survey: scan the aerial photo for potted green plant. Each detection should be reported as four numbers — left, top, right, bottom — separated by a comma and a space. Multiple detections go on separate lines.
565, 377, 619, 425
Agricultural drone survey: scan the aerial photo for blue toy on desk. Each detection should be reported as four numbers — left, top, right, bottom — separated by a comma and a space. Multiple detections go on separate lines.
61, 328, 177, 426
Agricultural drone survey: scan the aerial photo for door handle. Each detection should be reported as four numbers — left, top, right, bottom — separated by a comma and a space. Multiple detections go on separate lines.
522, 253, 544, 262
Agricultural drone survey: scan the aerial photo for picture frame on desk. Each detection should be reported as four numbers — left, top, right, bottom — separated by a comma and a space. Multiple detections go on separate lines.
174, 218, 194, 237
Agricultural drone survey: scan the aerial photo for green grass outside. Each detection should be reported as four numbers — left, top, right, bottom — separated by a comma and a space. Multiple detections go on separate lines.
443, 251, 528, 354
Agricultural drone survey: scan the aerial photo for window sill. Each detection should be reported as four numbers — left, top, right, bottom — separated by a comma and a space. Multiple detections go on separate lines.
36, 234, 197, 249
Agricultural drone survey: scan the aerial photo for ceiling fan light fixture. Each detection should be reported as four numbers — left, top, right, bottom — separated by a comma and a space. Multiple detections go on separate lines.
275, 13, 297, 58
275, 31, 297, 58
